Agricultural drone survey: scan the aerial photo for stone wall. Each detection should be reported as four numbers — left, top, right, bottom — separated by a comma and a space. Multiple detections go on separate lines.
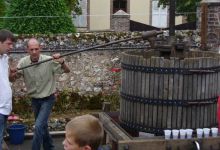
11, 50, 122, 97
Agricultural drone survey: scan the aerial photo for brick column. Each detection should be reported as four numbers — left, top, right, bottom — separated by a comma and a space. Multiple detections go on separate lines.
198, 0, 220, 50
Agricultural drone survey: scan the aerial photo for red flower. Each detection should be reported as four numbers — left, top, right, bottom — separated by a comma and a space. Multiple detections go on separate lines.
110, 68, 121, 73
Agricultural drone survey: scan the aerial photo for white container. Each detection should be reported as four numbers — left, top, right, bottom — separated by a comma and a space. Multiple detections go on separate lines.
180, 129, 186, 139
172, 129, 179, 139
196, 128, 203, 138
186, 129, 193, 139
203, 128, 210, 138
211, 127, 218, 137
164, 130, 171, 140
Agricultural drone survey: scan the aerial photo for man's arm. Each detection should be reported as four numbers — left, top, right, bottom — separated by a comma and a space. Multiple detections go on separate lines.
60, 60, 70, 73
52, 53, 70, 73
9, 67, 22, 82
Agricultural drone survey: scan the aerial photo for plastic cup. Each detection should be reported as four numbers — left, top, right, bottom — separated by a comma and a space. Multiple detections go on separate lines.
203, 128, 210, 138
211, 127, 218, 137
186, 129, 193, 139
180, 129, 186, 139
172, 129, 179, 139
196, 128, 203, 138
164, 130, 171, 140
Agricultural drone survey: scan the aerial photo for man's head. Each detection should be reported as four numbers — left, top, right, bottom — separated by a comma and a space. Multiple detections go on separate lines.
0, 29, 15, 55
63, 114, 104, 150
27, 38, 41, 62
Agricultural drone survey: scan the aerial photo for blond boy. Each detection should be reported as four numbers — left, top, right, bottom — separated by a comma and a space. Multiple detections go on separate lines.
63, 114, 104, 150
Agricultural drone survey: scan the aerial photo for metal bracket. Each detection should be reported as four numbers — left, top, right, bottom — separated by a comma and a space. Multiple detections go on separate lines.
121, 92, 217, 106
121, 63, 219, 75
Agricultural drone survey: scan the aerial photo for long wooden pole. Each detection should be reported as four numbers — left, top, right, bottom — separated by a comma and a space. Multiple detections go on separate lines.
200, 3, 208, 50
169, 0, 176, 56
17, 30, 163, 70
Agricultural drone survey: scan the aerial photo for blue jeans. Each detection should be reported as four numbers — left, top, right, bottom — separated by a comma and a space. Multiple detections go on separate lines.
31, 94, 55, 150
0, 114, 7, 150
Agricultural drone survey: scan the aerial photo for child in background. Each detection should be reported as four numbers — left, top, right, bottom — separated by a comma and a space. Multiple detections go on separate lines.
63, 114, 104, 150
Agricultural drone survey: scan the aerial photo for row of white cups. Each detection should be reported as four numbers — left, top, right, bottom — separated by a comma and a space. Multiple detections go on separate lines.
164, 127, 218, 140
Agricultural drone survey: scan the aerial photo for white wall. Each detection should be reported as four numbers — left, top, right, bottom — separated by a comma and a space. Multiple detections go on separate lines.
89, 0, 111, 30
130, 0, 151, 24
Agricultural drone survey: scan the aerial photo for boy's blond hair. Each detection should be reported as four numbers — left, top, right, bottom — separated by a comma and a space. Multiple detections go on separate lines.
65, 114, 104, 150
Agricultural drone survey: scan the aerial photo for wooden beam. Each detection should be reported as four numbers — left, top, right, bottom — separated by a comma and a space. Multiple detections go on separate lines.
200, 3, 208, 50
118, 139, 166, 150
102, 102, 111, 112
99, 112, 132, 142
118, 137, 220, 150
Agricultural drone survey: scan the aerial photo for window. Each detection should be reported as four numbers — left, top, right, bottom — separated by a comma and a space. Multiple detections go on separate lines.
73, 0, 87, 27
113, 0, 127, 13
152, 0, 168, 28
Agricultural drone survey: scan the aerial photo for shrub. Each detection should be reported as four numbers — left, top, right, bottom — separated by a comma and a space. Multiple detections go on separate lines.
12, 89, 120, 117
64, 0, 82, 15
53, 89, 105, 112
0, 0, 6, 29
3, 0, 76, 34
12, 95, 32, 118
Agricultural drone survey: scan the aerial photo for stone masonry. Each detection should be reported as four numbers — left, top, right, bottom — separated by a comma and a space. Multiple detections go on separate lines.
11, 50, 122, 97
111, 10, 130, 32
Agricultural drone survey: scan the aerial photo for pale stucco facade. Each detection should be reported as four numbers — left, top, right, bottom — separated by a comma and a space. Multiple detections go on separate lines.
129, 0, 151, 25
88, 0, 111, 30
84, 0, 184, 31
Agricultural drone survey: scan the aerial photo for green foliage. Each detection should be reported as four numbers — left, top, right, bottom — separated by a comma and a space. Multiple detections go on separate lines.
102, 92, 120, 111
0, 0, 6, 29
158, 0, 201, 22
64, 0, 82, 15
12, 95, 32, 118
12, 89, 120, 118
0, 0, 6, 16
3, 0, 76, 34
53, 89, 105, 112
53, 89, 120, 112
